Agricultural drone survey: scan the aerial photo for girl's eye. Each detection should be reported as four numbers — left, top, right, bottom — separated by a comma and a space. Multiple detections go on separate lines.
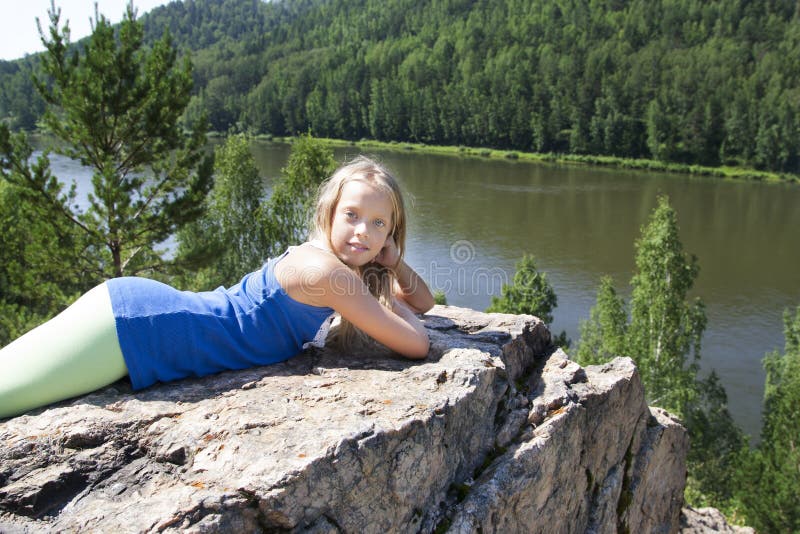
345, 210, 356, 219
374, 219, 386, 228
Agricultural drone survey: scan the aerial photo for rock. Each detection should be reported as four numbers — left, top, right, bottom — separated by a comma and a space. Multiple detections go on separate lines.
1, 305, 688, 533
444, 351, 688, 534
680, 506, 755, 534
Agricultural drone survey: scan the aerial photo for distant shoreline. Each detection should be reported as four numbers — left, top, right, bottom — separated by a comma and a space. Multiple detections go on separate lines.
220, 132, 795, 185
34, 127, 798, 184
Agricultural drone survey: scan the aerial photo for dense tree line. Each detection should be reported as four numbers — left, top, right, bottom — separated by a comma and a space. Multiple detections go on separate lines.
0, 58, 46, 130
2, 0, 799, 173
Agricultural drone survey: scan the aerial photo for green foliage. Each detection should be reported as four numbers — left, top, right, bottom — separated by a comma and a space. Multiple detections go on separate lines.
0, 178, 84, 346
486, 254, 569, 347
176, 133, 335, 290
683, 371, 748, 511
433, 290, 448, 306
575, 196, 745, 509
575, 276, 627, 366
259, 133, 337, 259
175, 133, 265, 288
1, 3, 213, 281
627, 197, 707, 416
3, 0, 800, 174
735, 307, 800, 533
486, 254, 557, 323
0, 58, 45, 130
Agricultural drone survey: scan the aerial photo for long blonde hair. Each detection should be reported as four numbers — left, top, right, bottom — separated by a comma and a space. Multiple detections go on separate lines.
310, 156, 407, 349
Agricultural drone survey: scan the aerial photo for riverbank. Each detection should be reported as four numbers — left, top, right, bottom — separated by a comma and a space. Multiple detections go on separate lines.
31, 127, 796, 184
238, 133, 796, 185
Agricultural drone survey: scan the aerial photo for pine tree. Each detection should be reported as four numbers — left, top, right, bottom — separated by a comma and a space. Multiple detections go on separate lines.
486, 254, 557, 323
1, 2, 213, 281
0, 178, 84, 346
486, 254, 569, 347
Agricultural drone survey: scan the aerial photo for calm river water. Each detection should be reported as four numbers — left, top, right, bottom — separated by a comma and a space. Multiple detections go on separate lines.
48, 141, 800, 438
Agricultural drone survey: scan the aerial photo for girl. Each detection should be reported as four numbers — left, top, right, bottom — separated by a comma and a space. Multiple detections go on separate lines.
0, 156, 434, 419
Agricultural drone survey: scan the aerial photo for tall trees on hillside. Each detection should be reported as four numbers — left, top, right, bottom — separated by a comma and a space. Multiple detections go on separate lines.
0, 3, 212, 281
2, 0, 799, 174
0, 59, 44, 131
1, 0, 799, 173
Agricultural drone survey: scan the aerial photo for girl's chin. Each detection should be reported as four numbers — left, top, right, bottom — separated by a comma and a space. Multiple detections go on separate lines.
338, 249, 376, 264
338, 254, 374, 268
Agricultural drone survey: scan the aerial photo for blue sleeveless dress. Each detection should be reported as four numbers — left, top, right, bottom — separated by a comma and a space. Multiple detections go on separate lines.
106, 249, 334, 390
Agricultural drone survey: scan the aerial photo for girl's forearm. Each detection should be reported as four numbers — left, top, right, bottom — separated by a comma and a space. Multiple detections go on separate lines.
392, 259, 435, 313
392, 298, 430, 357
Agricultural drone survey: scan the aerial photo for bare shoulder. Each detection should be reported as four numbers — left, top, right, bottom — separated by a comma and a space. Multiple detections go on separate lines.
274, 243, 357, 307
272, 247, 429, 358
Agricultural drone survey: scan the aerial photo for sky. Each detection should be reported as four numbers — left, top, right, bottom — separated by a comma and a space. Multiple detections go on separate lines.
0, 1, 172, 61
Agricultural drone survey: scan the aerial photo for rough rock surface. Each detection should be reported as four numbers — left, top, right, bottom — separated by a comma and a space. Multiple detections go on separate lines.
680, 506, 755, 534
1, 305, 689, 533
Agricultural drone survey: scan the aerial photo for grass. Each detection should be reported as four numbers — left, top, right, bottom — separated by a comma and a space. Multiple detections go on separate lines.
266, 135, 796, 185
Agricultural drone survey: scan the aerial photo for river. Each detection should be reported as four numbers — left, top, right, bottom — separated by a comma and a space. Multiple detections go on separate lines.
44, 141, 800, 439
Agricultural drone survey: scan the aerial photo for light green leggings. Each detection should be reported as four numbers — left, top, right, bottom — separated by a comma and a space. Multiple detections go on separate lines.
0, 283, 129, 419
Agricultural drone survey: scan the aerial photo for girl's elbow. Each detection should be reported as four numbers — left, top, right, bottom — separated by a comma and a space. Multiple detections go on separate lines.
417, 297, 435, 314
405, 334, 430, 359
401, 295, 434, 315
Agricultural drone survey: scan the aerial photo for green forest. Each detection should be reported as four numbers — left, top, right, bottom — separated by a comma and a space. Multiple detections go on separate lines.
1, 0, 800, 175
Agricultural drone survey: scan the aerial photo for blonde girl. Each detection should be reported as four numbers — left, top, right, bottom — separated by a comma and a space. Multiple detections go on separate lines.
0, 156, 433, 419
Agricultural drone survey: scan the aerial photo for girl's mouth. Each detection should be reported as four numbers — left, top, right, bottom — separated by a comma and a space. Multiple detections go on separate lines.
349, 242, 369, 252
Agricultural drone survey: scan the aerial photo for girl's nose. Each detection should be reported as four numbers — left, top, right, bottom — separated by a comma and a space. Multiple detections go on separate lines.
354, 220, 368, 236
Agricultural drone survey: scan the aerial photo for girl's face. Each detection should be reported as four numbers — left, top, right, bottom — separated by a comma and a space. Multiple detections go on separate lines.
329, 180, 394, 267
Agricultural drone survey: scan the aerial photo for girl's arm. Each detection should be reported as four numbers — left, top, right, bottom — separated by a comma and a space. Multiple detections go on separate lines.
374, 236, 435, 314
321, 263, 430, 359
391, 259, 435, 314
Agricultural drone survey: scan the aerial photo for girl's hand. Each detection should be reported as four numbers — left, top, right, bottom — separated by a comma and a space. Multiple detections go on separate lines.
376, 235, 435, 314
374, 235, 401, 269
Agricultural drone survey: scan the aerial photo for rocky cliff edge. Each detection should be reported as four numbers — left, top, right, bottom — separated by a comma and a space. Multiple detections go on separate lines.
1, 305, 689, 533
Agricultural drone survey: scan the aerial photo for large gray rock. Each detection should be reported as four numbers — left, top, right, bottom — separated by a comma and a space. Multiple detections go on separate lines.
0, 305, 688, 533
